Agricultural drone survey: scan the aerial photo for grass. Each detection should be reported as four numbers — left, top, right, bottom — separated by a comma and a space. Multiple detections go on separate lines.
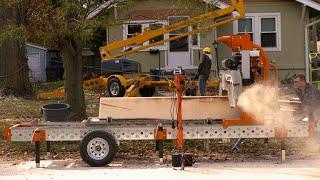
0, 81, 100, 120
0, 81, 101, 162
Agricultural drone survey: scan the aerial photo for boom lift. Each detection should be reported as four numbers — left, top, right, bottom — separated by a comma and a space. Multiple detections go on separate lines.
100, 0, 245, 60
3, 0, 314, 168
37, 0, 244, 99
99, 0, 245, 97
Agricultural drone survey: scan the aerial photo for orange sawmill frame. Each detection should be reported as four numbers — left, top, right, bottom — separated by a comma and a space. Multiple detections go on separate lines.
218, 34, 279, 128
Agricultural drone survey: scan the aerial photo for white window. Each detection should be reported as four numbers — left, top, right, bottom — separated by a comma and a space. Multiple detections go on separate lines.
123, 21, 167, 50
234, 13, 281, 51
149, 23, 165, 45
168, 16, 189, 52
237, 17, 254, 41
123, 20, 201, 51
260, 17, 277, 48
191, 24, 200, 48
127, 24, 142, 39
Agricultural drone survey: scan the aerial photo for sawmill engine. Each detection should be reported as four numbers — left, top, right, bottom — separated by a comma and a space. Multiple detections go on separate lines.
219, 50, 260, 108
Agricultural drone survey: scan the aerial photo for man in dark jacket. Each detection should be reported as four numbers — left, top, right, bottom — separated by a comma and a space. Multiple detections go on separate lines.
293, 74, 320, 127
198, 47, 212, 96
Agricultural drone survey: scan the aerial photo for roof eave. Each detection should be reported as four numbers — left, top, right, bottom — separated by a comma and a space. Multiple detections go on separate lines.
295, 0, 320, 11
27, 43, 48, 51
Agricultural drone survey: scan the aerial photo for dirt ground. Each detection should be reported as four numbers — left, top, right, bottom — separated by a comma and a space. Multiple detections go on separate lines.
1, 155, 320, 180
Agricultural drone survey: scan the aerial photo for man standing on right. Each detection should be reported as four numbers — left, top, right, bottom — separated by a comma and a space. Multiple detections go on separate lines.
197, 47, 212, 96
293, 74, 320, 130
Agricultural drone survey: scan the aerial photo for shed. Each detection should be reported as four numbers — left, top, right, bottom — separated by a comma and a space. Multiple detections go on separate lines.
26, 43, 62, 82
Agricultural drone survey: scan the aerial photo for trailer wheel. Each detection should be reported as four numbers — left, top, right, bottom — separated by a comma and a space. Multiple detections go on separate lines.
80, 131, 118, 167
107, 77, 125, 97
139, 86, 156, 97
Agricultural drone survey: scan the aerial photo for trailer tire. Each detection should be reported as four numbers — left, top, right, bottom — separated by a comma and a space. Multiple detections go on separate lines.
107, 77, 125, 97
139, 86, 156, 97
80, 131, 118, 167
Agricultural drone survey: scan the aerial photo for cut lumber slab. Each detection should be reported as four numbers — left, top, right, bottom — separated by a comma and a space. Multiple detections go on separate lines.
99, 96, 240, 120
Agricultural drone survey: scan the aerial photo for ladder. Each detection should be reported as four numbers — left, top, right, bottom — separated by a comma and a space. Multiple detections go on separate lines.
309, 53, 320, 89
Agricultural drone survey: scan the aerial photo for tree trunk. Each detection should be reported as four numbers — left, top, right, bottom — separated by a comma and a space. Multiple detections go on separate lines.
0, 1, 31, 96
60, 38, 87, 121
0, 39, 31, 95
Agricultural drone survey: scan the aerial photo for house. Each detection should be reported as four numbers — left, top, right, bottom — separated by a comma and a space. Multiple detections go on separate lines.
26, 43, 62, 82
217, 0, 320, 81
95, 0, 320, 80
106, 0, 212, 73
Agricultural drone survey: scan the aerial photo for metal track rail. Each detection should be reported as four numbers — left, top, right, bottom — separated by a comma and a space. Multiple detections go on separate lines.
3, 118, 314, 167
7, 119, 310, 142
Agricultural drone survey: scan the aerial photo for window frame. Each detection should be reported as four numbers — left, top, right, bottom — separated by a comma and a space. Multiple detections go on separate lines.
236, 16, 255, 42
168, 16, 190, 52
191, 24, 201, 49
123, 20, 167, 51
126, 24, 142, 39
233, 13, 281, 51
148, 22, 166, 45
123, 19, 201, 52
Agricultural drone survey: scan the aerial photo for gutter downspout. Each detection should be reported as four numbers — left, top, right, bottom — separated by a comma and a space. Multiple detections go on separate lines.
305, 18, 320, 82
301, 5, 306, 23
295, 0, 320, 12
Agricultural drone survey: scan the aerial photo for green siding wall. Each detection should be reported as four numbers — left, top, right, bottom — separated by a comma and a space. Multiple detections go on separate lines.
217, 1, 307, 80
107, 0, 215, 72
108, 0, 307, 80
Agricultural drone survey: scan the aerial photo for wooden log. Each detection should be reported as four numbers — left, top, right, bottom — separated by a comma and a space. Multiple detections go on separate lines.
99, 96, 240, 120
278, 99, 301, 111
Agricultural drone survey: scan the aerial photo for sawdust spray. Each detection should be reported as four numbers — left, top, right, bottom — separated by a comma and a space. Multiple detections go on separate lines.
237, 84, 292, 125
237, 84, 319, 153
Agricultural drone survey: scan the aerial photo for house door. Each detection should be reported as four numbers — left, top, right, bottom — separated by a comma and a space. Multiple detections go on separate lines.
167, 16, 191, 69
27, 53, 42, 82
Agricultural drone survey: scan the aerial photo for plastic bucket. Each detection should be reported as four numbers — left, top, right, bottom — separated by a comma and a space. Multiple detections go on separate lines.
41, 103, 70, 122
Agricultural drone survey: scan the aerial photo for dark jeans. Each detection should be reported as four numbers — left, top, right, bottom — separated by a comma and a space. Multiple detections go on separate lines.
199, 75, 206, 96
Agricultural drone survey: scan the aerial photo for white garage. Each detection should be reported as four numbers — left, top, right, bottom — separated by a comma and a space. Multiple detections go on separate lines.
26, 43, 61, 82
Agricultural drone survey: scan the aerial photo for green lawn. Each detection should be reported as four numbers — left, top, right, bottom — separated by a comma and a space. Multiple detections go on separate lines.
0, 81, 102, 162
0, 81, 100, 120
